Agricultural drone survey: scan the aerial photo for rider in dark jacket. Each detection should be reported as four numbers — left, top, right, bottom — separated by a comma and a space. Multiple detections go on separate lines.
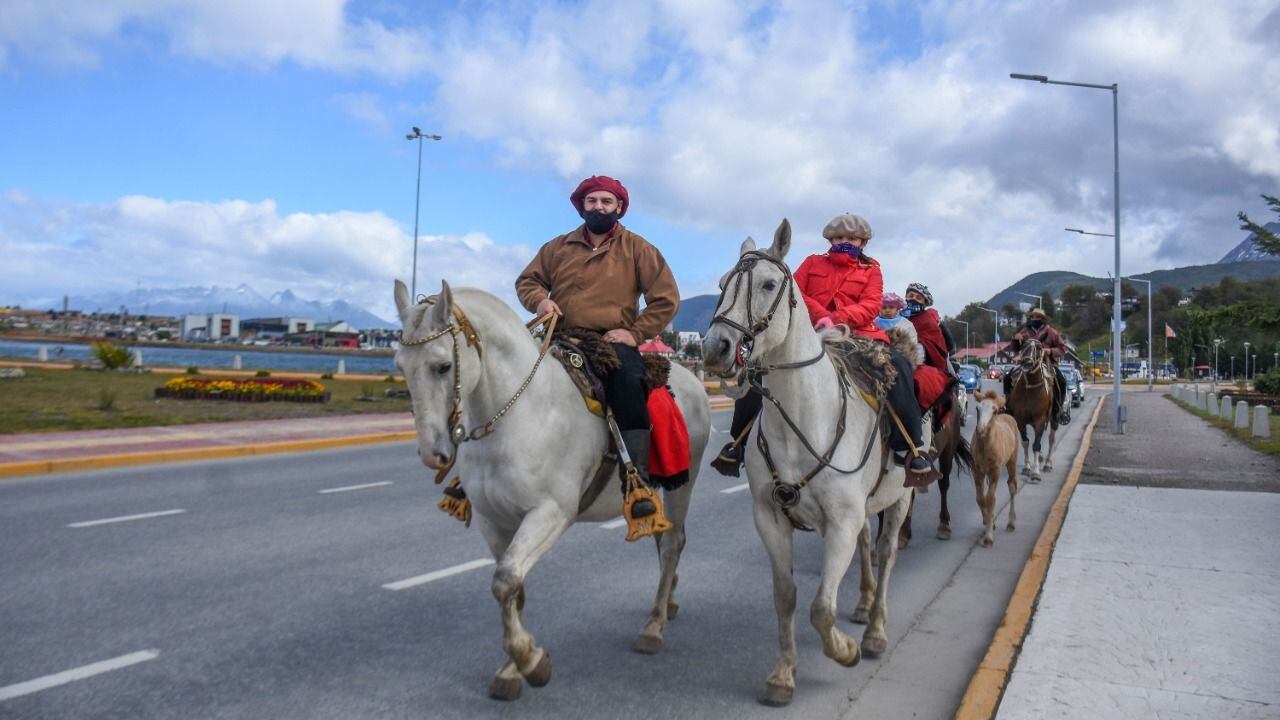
1003, 307, 1071, 424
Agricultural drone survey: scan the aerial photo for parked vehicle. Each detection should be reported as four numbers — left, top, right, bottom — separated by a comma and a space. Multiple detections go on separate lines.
1059, 364, 1085, 407
985, 364, 1005, 380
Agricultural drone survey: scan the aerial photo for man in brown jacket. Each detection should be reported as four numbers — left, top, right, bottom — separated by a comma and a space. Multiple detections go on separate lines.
515, 175, 679, 504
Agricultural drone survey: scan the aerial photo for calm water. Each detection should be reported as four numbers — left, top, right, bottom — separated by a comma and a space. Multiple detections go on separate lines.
0, 339, 398, 374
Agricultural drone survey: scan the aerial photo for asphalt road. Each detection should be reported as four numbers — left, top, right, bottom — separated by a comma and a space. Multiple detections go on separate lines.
0, 380, 1098, 719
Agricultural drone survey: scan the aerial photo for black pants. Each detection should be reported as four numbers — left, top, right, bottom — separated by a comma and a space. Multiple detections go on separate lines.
727, 348, 923, 451
1004, 366, 1066, 414
605, 343, 650, 431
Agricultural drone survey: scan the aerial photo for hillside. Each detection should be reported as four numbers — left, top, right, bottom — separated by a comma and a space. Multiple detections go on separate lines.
673, 294, 720, 333
986, 260, 1280, 308
1218, 222, 1280, 263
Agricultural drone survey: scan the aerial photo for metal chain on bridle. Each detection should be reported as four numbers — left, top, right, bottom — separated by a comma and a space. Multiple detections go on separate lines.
400, 297, 558, 484
709, 251, 883, 530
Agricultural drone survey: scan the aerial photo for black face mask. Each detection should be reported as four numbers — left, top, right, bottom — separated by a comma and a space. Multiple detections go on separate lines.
581, 209, 619, 235
1029, 320, 1044, 330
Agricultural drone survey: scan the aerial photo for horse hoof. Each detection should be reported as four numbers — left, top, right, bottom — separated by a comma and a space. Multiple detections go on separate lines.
759, 682, 794, 707
523, 652, 553, 688
937, 526, 952, 541
1029, 475, 1042, 484
633, 634, 663, 655
832, 643, 861, 668
851, 607, 870, 625
897, 536, 909, 550
488, 675, 523, 701
667, 601, 679, 619
982, 536, 993, 548
1006, 522, 1016, 532
861, 635, 887, 657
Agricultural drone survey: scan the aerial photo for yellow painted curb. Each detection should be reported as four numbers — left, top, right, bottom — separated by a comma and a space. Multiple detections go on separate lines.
0, 431, 418, 480
953, 394, 1106, 720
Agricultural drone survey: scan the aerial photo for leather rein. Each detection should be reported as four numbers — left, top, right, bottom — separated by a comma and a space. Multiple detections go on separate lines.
400, 297, 558, 484
709, 251, 882, 530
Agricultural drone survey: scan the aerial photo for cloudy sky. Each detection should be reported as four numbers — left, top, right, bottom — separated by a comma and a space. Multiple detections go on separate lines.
2, 0, 1277, 323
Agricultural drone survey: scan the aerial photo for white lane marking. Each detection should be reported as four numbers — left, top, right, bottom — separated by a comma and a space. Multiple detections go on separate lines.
720, 483, 750, 494
0, 650, 159, 701
600, 517, 628, 529
67, 509, 186, 528
318, 481, 394, 494
383, 559, 495, 591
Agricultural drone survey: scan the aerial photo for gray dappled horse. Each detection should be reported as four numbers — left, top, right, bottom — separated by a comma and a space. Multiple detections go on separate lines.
394, 280, 710, 700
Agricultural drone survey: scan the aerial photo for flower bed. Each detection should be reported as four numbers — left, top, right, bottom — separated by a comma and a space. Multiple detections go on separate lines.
155, 377, 330, 404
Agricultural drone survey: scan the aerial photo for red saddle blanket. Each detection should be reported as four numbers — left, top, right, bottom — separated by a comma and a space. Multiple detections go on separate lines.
914, 365, 954, 415
647, 386, 690, 486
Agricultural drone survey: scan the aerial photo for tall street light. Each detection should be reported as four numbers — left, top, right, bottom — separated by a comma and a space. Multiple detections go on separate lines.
1244, 341, 1252, 384
952, 318, 970, 352
1014, 72, 1123, 433
1126, 276, 1153, 392
406, 127, 443, 301
1014, 291, 1043, 310
980, 306, 1000, 362
1213, 338, 1223, 391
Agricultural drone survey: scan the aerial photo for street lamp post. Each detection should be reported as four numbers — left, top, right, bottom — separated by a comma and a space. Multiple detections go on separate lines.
405, 127, 443, 301
953, 319, 970, 352
979, 306, 1000, 355
1015, 72, 1123, 433
1014, 291, 1043, 310
1243, 341, 1251, 384
1213, 338, 1223, 391
1126, 276, 1153, 391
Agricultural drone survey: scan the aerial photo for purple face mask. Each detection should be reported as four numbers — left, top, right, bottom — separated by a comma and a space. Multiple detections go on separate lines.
830, 242, 863, 257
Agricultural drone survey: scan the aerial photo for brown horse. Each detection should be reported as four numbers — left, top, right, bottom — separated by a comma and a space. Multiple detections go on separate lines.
898, 386, 972, 545
970, 391, 1019, 547
1005, 339, 1057, 482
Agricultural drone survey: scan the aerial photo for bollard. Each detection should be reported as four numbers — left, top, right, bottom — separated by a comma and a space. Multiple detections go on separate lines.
132, 349, 143, 367
1233, 401, 1249, 429
38, 346, 48, 361
1206, 392, 1217, 417
233, 354, 242, 370
1219, 395, 1233, 421
337, 358, 346, 375
1253, 405, 1272, 439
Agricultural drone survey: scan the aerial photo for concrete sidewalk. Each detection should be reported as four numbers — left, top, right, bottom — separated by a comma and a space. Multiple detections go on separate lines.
997, 391, 1280, 718
0, 414, 417, 478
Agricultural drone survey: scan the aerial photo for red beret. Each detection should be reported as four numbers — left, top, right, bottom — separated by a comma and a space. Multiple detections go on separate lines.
570, 175, 629, 218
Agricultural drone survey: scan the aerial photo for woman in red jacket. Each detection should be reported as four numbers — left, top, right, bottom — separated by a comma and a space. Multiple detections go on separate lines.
712, 213, 939, 486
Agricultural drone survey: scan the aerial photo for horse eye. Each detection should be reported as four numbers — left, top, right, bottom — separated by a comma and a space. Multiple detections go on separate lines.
435, 362, 453, 376
762, 280, 777, 291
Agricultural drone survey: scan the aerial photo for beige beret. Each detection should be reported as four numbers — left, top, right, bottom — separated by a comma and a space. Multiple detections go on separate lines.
822, 213, 873, 241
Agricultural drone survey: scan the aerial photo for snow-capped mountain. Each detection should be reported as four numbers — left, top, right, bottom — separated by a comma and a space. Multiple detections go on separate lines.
50, 284, 394, 329
1218, 222, 1280, 263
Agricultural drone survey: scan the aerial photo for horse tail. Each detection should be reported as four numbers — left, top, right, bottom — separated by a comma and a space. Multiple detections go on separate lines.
953, 433, 974, 476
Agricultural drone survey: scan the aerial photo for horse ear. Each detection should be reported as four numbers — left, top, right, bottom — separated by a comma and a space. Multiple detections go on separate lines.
739, 236, 756, 256
394, 280, 412, 326
428, 280, 453, 328
769, 218, 792, 260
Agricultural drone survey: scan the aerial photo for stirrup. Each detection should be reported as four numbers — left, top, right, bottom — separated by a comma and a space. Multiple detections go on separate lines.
622, 467, 672, 542
710, 442, 744, 477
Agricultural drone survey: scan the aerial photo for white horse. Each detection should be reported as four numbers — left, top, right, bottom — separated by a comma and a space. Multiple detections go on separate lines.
393, 280, 711, 701
701, 220, 916, 706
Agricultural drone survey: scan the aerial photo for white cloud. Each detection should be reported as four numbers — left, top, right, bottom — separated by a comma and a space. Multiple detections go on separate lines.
331, 91, 390, 132
0, 192, 533, 323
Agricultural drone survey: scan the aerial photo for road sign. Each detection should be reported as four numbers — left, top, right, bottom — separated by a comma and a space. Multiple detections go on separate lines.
1091, 350, 1106, 358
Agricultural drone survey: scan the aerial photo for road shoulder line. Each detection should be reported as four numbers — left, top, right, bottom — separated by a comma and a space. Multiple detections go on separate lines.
953, 395, 1105, 720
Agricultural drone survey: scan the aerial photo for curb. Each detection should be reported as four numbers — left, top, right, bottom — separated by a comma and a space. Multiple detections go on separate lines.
953, 394, 1106, 720
0, 431, 418, 480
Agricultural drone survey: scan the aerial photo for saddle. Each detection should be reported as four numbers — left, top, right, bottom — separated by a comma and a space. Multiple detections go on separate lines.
548, 329, 689, 492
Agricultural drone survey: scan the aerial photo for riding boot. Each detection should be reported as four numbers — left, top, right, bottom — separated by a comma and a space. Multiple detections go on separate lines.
1053, 367, 1071, 425
620, 429, 656, 518
712, 390, 762, 477
887, 351, 942, 488
1001, 372, 1014, 413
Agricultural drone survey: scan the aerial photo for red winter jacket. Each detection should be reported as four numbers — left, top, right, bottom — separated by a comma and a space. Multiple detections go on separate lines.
907, 308, 950, 372
793, 252, 889, 344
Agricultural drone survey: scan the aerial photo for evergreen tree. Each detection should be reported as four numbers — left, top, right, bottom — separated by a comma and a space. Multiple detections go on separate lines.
1237, 194, 1280, 256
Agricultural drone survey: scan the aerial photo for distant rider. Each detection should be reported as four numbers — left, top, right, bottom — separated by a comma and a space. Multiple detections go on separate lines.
1003, 307, 1071, 425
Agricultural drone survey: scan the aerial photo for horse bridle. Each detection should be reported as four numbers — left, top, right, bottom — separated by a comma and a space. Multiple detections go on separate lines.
709, 250, 882, 530
400, 297, 557, 484
1013, 340, 1049, 391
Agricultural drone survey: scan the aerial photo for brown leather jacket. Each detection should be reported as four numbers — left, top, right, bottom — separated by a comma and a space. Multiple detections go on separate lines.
1009, 323, 1068, 359
515, 224, 679, 344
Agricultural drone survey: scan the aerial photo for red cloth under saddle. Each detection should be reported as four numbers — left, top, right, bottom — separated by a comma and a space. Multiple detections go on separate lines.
647, 386, 690, 480
914, 364, 953, 417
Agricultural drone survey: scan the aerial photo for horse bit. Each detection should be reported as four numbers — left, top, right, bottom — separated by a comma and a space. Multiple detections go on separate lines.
709, 252, 882, 529
400, 296, 557, 484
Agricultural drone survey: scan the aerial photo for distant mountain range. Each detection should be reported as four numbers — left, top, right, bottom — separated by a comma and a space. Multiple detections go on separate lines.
984, 260, 1280, 310
43, 284, 394, 329
1218, 222, 1280, 263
